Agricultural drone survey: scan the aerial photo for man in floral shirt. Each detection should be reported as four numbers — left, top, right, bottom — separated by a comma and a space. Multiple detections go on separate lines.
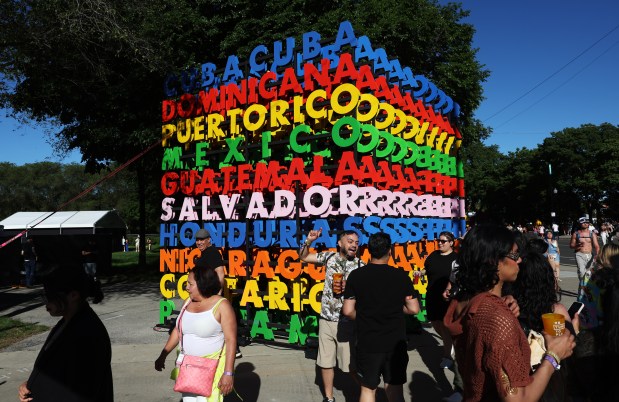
300, 229, 365, 402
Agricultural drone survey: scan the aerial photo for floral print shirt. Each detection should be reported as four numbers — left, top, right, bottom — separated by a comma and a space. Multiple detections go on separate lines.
316, 251, 364, 321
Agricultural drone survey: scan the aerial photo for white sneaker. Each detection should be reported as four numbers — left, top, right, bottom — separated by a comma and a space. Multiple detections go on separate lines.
442, 391, 463, 402
439, 357, 454, 369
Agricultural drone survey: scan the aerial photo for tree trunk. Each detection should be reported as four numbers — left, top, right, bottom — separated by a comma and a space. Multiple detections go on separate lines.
138, 161, 147, 269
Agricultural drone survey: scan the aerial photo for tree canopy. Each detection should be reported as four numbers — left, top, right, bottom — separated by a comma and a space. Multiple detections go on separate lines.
462, 123, 619, 225
7, 1, 616, 230
1, 0, 489, 171
0, 162, 158, 233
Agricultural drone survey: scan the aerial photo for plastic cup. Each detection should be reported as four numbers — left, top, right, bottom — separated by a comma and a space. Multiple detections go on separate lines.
542, 313, 565, 336
332, 273, 343, 292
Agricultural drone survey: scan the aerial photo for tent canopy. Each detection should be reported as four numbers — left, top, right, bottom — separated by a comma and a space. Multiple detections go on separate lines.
0, 210, 127, 236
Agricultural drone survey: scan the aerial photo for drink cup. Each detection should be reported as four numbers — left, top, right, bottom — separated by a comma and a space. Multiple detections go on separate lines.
541, 313, 565, 336
332, 272, 343, 293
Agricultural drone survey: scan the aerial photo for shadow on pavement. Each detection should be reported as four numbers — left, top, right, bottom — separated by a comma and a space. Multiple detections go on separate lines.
0, 288, 44, 316
407, 329, 453, 401
1, 274, 160, 317
226, 362, 261, 402
312, 363, 360, 402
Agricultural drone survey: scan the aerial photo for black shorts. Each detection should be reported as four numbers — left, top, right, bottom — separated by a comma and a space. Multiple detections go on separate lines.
355, 340, 409, 389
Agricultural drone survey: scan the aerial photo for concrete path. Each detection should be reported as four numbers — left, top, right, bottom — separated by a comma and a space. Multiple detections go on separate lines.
0, 237, 580, 402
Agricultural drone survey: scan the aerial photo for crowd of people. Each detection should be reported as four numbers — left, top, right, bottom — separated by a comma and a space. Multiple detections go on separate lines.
14, 217, 619, 402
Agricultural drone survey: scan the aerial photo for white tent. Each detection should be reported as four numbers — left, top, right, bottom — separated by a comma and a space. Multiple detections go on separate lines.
0, 210, 127, 236
0, 211, 128, 274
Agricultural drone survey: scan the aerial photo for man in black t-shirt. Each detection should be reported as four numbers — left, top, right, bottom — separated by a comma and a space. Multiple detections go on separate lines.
192, 228, 225, 286
343, 232, 420, 402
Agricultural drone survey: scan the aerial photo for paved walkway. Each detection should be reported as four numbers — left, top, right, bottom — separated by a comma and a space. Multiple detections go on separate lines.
0, 239, 580, 402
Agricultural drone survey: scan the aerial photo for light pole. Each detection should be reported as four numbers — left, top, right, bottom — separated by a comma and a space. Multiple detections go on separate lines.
548, 164, 554, 225
552, 187, 558, 230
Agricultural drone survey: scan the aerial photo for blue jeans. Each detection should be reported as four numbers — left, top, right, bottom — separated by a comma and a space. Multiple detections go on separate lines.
24, 259, 36, 287
84, 262, 97, 277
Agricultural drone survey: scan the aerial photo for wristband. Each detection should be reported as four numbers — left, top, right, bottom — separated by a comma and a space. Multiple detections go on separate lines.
545, 350, 561, 365
223, 371, 234, 376
543, 354, 561, 371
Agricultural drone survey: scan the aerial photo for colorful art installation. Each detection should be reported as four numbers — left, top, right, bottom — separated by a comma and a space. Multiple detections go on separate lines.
159, 21, 466, 345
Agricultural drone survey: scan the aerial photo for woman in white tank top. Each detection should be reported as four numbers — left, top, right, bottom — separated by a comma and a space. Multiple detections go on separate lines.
155, 267, 237, 401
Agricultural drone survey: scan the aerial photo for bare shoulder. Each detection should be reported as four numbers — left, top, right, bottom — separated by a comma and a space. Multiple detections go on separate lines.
213, 297, 234, 320
216, 296, 232, 309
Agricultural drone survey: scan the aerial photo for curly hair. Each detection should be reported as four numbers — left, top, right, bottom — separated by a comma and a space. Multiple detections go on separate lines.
511, 252, 559, 332
454, 225, 516, 300
526, 238, 549, 255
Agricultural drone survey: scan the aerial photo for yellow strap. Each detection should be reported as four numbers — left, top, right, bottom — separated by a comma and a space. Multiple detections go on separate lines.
211, 297, 225, 314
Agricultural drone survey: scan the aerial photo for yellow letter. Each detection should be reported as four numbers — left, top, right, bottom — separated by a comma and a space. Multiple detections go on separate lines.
240, 279, 265, 308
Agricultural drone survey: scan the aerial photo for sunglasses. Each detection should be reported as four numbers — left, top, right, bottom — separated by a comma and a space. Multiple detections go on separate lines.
437, 239, 451, 244
505, 252, 520, 262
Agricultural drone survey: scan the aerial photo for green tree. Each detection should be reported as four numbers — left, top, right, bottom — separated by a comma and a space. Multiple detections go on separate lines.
537, 123, 619, 222
459, 141, 506, 220
500, 148, 549, 225
1, 0, 489, 159
1, 0, 490, 263
0, 162, 159, 233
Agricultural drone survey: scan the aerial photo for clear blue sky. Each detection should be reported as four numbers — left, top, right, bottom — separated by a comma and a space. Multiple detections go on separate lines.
1, 0, 618, 164
459, 0, 619, 153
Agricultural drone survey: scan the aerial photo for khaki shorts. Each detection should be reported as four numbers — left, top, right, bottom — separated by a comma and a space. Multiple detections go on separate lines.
316, 319, 355, 372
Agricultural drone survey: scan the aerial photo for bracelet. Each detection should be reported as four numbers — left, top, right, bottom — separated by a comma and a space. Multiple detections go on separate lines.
545, 350, 561, 365
543, 353, 561, 371
223, 371, 234, 376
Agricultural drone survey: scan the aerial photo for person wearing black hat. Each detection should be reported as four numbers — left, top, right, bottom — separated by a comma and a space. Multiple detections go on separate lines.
570, 217, 600, 285
18, 265, 113, 402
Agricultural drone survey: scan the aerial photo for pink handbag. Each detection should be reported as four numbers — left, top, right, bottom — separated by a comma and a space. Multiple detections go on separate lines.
173, 301, 224, 396
174, 354, 220, 396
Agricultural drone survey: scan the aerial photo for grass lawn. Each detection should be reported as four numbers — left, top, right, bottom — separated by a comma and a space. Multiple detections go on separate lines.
107, 247, 161, 283
0, 316, 48, 350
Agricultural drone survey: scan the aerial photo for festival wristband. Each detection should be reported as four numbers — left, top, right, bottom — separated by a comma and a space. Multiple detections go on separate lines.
543, 354, 561, 371
545, 350, 561, 364
223, 371, 234, 376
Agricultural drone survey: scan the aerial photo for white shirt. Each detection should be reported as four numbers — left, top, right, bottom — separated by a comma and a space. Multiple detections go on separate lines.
179, 303, 224, 356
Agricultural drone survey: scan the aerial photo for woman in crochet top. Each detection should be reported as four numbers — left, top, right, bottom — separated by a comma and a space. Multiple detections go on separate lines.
444, 225, 575, 401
